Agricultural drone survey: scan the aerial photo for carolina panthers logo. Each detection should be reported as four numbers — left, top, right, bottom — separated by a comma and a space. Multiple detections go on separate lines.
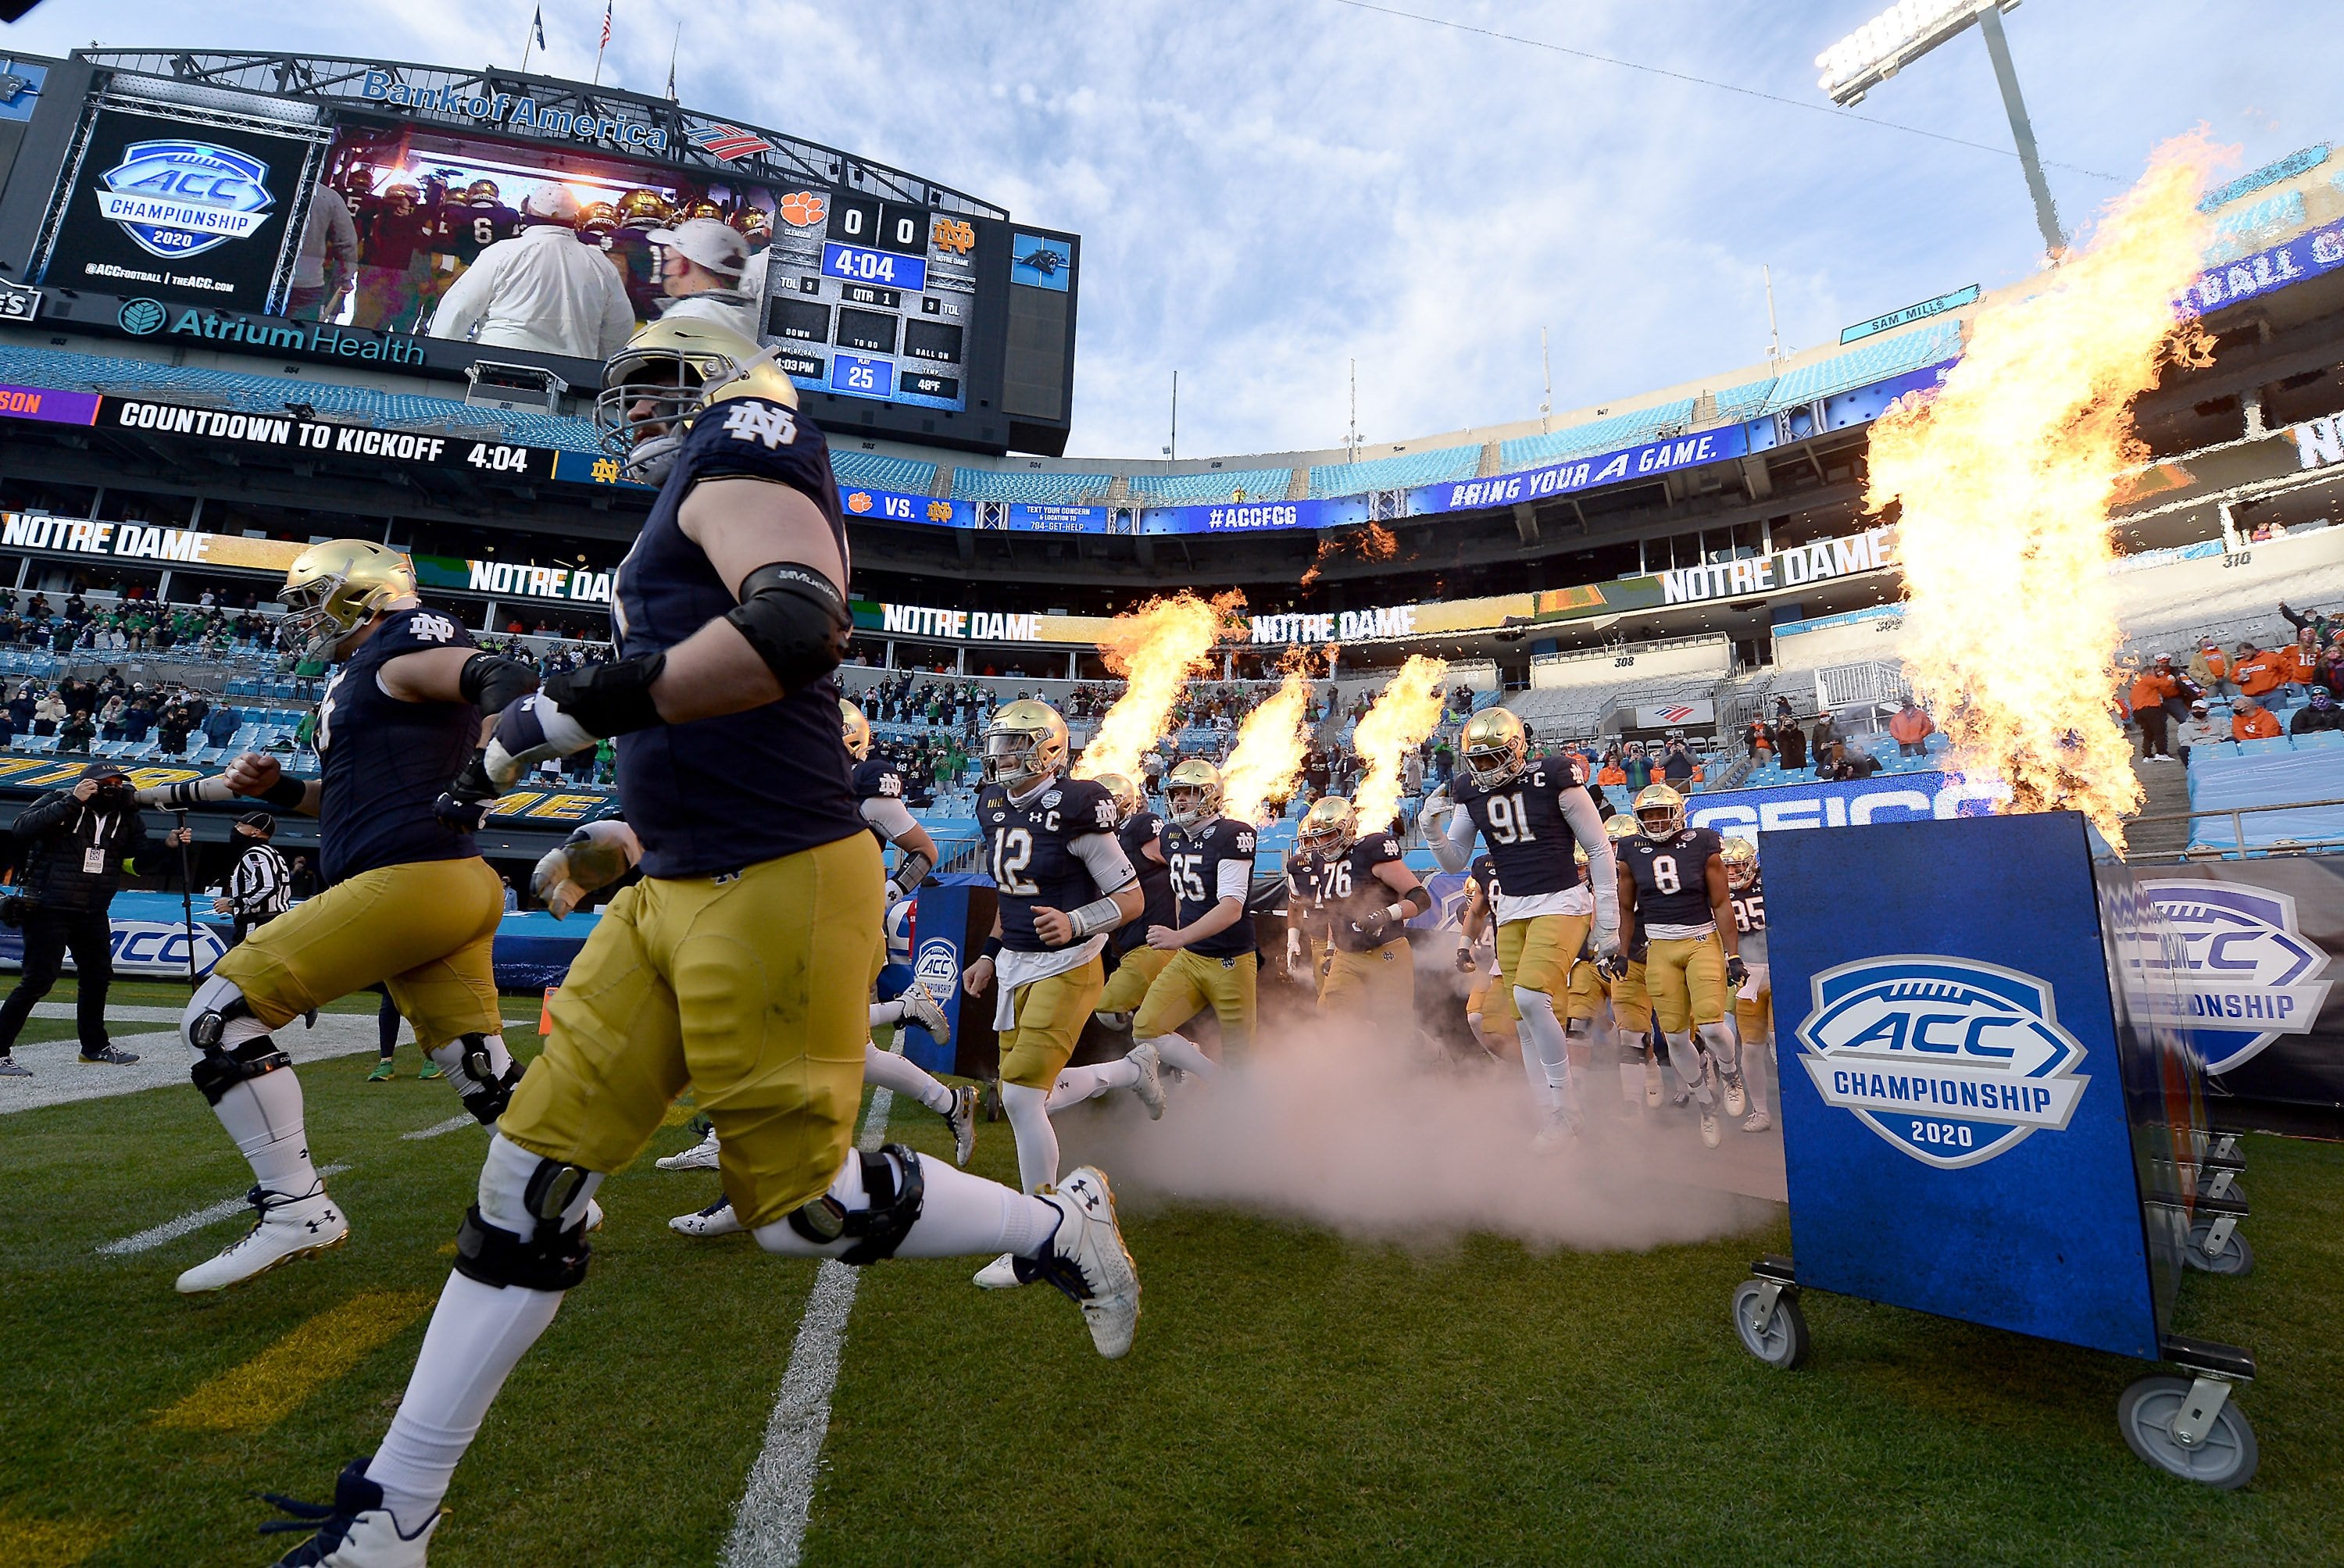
2139, 880, 2332, 1075
1796, 956, 2090, 1169
95, 140, 275, 260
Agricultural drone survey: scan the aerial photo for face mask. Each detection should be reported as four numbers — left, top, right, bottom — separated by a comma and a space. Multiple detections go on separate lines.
94, 783, 134, 810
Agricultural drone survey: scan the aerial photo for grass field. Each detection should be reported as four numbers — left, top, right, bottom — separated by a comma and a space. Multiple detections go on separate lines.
2, 981, 2339, 1566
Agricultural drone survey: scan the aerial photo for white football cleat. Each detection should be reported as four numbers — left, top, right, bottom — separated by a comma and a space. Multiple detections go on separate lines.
1034, 1166, 1141, 1359
1722, 1071, 1748, 1120
175, 1185, 348, 1295
897, 980, 952, 1047
670, 1197, 742, 1238
972, 1252, 1025, 1289
584, 1199, 606, 1233
942, 1084, 978, 1166
262, 1457, 437, 1566
1643, 1059, 1663, 1107
656, 1127, 720, 1171
1699, 1108, 1722, 1149
1125, 1040, 1165, 1120
1742, 1109, 1774, 1134
1530, 1107, 1582, 1154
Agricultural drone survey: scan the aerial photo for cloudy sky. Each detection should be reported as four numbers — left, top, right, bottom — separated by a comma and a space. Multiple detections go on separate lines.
2, 2, 2329, 459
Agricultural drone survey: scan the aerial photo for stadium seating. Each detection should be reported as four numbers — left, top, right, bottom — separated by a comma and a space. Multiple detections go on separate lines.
947, 468, 1109, 504
1756, 319, 1963, 412
831, 448, 940, 492
1126, 468, 1294, 504
2184, 734, 2344, 852
1496, 400, 1699, 472
1306, 446, 1480, 498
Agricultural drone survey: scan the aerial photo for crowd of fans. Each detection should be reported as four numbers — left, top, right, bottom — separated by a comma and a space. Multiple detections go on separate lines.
2125, 599, 2344, 765
0, 672, 244, 756
1742, 695, 1918, 780
0, 588, 278, 659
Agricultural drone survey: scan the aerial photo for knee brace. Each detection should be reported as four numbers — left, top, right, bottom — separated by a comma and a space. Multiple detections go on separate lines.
443, 1032, 524, 1125
455, 1151, 596, 1292
782, 1145, 925, 1265
184, 977, 288, 1105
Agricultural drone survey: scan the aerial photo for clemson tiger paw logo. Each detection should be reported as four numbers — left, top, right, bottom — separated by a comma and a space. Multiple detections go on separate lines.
778, 191, 827, 227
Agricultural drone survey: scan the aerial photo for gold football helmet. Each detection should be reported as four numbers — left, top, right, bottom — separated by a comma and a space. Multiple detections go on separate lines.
840, 698, 872, 762
731, 206, 773, 238
595, 316, 800, 481
1164, 759, 1224, 830
1461, 707, 1528, 788
1721, 835, 1758, 891
616, 188, 671, 226
984, 700, 1069, 789
1094, 771, 1144, 825
1298, 795, 1357, 859
1606, 811, 1640, 842
463, 178, 502, 206
278, 539, 417, 662
1633, 783, 1686, 840
682, 197, 725, 221
579, 200, 620, 234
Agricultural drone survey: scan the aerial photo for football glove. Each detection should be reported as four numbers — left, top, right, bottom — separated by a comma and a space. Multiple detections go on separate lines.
1285, 927, 1308, 979
1419, 786, 1452, 832
1596, 946, 1630, 981
1349, 907, 1395, 949
531, 820, 644, 919
1725, 954, 1749, 989
432, 748, 500, 833
1454, 945, 1478, 973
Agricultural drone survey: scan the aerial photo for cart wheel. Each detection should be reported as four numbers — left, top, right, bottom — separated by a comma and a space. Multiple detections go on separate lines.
2196, 1180, 2246, 1208
1731, 1279, 1809, 1369
2118, 1377, 2258, 1488
2184, 1221, 2254, 1277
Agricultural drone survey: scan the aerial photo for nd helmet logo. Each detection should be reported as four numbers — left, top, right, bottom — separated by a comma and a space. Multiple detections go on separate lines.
1796, 955, 2090, 1169
95, 139, 275, 259
2138, 879, 2332, 1073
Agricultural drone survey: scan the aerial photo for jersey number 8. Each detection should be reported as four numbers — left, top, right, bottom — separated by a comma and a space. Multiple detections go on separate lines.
1651, 855, 1680, 895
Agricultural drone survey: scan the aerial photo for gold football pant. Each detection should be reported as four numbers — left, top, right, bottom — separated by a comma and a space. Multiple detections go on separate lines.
1494, 913, 1588, 1000
213, 856, 502, 1050
1320, 937, 1414, 1019
500, 834, 882, 1229
1645, 931, 1729, 1035
1564, 954, 1603, 1023
999, 957, 1106, 1091
1096, 945, 1173, 1016
1133, 948, 1258, 1059
1735, 973, 1773, 1045
1611, 959, 1653, 1037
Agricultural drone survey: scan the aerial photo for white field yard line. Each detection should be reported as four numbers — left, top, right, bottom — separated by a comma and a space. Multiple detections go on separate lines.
97, 1163, 356, 1255
719, 1070, 900, 1568
402, 1114, 478, 1141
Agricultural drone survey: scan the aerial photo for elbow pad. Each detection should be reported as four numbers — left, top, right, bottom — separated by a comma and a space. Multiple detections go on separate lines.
1399, 884, 1432, 916
459, 652, 539, 716
724, 563, 852, 695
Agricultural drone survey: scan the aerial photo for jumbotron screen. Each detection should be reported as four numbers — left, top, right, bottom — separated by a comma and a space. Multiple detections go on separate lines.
0, 52, 1080, 447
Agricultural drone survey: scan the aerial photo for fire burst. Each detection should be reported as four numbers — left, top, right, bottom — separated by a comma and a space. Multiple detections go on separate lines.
1868, 134, 2217, 854
1073, 592, 1236, 784
1222, 663, 1317, 825
1351, 655, 1449, 833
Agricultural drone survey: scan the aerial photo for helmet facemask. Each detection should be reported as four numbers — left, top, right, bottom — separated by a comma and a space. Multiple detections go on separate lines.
277, 573, 363, 663
1463, 732, 1525, 789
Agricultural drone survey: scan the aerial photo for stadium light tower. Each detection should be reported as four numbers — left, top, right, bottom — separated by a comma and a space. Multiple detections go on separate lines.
1816, 0, 2065, 258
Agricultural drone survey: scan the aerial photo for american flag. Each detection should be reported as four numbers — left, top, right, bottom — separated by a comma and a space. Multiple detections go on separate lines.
600, 1, 613, 48
687, 123, 777, 160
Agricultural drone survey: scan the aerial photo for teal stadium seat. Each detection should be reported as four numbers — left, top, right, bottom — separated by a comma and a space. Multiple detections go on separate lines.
949, 468, 1109, 504
831, 448, 939, 492
1497, 400, 1699, 471
1310, 447, 1480, 498
1127, 468, 1294, 504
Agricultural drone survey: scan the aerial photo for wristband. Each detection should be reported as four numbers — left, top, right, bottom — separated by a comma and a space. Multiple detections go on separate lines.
981, 935, 1003, 960
261, 774, 306, 809
1065, 894, 1127, 941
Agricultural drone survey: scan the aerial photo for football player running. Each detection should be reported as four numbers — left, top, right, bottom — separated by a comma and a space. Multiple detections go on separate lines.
149, 539, 538, 1296
1722, 835, 1773, 1134
1299, 797, 1429, 1022
1423, 708, 1618, 1150
1090, 771, 1176, 1031
961, 698, 1152, 1204
1456, 854, 1518, 1059
1126, 760, 1260, 1081
262, 320, 1141, 1566
1613, 784, 1746, 1149
1282, 813, 1338, 996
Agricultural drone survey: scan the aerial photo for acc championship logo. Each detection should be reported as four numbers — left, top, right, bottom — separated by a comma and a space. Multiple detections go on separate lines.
912, 937, 958, 1001
105, 921, 227, 978
883, 898, 917, 969
95, 140, 275, 259
2139, 880, 2332, 1074
1796, 956, 2090, 1169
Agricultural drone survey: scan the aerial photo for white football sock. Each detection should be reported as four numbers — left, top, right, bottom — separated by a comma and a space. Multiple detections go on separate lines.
1742, 1035, 1772, 1113
862, 1041, 954, 1114
999, 1081, 1059, 1194
1045, 1059, 1138, 1112
1664, 1031, 1714, 1106
1513, 1013, 1555, 1109
1143, 1030, 1217, 1080
750, 1148, 1059, 1259
210, 1070, 320, 1195
1513, 986, 1577, 1118
869, 998, 908, 1029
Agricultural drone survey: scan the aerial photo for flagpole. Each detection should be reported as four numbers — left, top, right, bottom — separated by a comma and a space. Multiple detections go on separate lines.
666, 22, 680, 101
520, 13, 534, 73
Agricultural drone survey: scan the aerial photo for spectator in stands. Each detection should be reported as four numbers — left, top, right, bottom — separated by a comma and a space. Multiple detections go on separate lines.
2279, 600, 2335, 646
1623, 744, 1654, 792
2189, 641, 2234, 701
1817, 741, 1880, 781
2231, 696, 2282, 741
427, 184, 634, 361
2176, 700, 2223, 766
1595, 754, 1627, 788
2278, 626, 2324, 696
202, 702, 240, 751
1809, 710, 1840, 760
288, 855, 318, 901
96, 693, 125, 742
649, 217, 759, 340
57, 710, 93, 753
30, 690, 63, 738
1774, 717, 1807, 775
1889, 696, 1935, 757
290, 179, 359, 322
2289, 687, 2343, 736
2129, 655, 2183, 763
1660, 739, 1696, 785
2232, 640, 2288, 708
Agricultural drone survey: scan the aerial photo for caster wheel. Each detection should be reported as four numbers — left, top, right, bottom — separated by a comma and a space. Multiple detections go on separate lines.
2196, 1180, 2245, 1208
2118, 1377, 2257, 1488
1731, 1279, 1809, 1369
2184, 1221, 2253, 1276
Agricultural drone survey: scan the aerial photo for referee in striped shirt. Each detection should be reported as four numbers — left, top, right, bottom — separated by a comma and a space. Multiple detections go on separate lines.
214, 812, 292, 944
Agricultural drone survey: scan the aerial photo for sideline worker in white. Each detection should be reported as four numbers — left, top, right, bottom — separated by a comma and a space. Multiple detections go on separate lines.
426, 184, 634, 361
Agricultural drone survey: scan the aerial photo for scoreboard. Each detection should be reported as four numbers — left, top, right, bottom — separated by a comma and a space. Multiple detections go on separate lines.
0, 50, 1081, 455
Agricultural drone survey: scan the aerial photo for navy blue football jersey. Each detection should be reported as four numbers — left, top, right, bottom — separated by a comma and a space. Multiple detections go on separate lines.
315, 605, 479, 885
438, 203, 520, 263
1452, 758, 1589, 898
1161, 816, 1258, 960
1325, 829, 1408, 953
1620, 827, 1724, 931
1469, 852, 1503, 905
611, 395, 863, 880
980, 777, 1121, 952
1285, 846, 1335, 943
852, 755, 908, 845
1730, 870, 1767, 964
1113, 808, 1173, 959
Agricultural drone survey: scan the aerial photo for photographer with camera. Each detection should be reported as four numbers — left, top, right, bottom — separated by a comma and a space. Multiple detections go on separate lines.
0, 763, 190, 1076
